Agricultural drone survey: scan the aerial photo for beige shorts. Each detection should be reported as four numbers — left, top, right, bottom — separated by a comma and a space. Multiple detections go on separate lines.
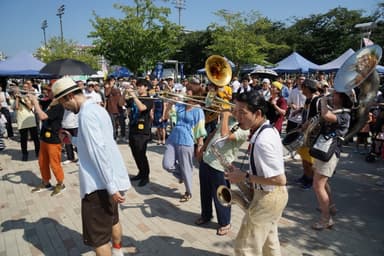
313, 153, 339, 177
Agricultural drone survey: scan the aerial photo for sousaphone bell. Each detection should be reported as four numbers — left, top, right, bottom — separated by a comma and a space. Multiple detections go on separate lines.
334, 44, 382, 141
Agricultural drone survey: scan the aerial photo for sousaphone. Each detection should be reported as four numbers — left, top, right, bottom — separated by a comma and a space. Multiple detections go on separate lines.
334, 44, 382, 141
205, 55, 232, 87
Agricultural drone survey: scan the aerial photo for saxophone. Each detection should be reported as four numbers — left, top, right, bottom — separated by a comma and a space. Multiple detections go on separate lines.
210, 124, 253, 211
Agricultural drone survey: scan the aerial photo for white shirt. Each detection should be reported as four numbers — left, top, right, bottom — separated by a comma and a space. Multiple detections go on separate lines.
287, 87, 306, 122
231, 80, 241, 93
72, 100, 131, 198
84, 90, 102, 104
0, 91, 10, 108
61, 109, 78, 129
249, 121, 284, 191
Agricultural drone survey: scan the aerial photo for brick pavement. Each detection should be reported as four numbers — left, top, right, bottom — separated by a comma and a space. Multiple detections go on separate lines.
0, 137, 383, 256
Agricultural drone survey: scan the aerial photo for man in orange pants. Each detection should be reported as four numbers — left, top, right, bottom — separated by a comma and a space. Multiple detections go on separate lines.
30, 93, 65, 196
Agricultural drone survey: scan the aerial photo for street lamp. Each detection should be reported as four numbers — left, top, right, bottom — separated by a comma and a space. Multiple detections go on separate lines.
354, 21, 376, 48
41, 19, 48, 47
173, 0, 186, 26
57, 4, 65, 43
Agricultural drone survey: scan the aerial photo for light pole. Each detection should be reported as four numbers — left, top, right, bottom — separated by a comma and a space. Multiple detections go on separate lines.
57, 4, 65, 43
41, 19, 48, 47
173, 0, 185, 26
354, 21, 376, 48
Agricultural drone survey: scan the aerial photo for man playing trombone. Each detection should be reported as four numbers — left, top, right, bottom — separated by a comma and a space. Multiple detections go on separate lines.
124, 79, 153, 187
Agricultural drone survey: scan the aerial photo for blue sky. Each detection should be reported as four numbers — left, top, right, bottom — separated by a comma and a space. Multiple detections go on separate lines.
0, 0, 380, 57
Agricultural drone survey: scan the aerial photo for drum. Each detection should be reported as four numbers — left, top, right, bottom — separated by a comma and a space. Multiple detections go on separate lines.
282, 131, 304, 152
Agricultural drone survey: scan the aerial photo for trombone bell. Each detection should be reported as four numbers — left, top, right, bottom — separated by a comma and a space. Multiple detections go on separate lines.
205, 55, 232, 87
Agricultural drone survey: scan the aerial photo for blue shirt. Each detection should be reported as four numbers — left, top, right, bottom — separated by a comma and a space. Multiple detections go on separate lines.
166, 104, 206, 146
72, 100, 131, 198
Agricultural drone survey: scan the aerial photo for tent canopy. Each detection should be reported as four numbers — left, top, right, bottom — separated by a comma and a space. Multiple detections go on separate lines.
0, 51, 47, 77
272, 52, 319, 74
309, 49, 355, 73
377, 65, 384, 74
110, 66, 131, 78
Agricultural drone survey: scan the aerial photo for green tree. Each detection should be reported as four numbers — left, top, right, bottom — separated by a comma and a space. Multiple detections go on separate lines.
282, 8, 367, 64
35, 37, 99, 70
171, 30, 214, 75
207, 10, 288, 75
89, 0, 182, 75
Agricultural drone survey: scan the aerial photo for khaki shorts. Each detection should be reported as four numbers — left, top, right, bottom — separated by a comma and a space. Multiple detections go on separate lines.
297, 146, 315, 164
81, 190, 119, 247
314, 153, 339, 177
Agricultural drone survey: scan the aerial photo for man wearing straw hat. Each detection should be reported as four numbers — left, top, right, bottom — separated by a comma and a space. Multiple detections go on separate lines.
52, 77, 131, 256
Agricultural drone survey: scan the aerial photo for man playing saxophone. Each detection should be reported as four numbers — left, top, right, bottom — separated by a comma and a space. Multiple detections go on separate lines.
226, 91, 288, 256
195, 105, 248, 236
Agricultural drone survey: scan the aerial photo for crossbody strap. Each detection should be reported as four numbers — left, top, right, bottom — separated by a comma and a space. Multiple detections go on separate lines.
250, 124, 274, 176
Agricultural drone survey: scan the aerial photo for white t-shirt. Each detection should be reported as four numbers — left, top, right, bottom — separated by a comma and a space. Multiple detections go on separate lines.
231, 80, 241, 93
62, 109, 78, 129
249, 121, 284, 191
287, 87, 306, 123
84, 91, 102, 104
0, 91, 10, 108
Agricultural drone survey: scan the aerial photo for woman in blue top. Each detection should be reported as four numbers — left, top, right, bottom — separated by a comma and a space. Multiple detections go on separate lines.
162, 89, 207, 202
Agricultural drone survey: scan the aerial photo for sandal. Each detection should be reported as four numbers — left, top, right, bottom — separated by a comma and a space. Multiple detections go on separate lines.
180, 193, 192, 202
311, 217, 334, 231
195, 217, 211, 226
316, 204, 338, 216
217, 224, 231, 236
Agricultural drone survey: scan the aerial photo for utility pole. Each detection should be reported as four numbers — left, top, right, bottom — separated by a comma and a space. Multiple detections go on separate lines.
41, 19, 48, 47
57, 4, 65, 43
173, 0, 186, 26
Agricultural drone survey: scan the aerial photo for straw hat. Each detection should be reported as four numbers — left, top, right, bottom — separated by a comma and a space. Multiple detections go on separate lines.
52, 77, 79, 100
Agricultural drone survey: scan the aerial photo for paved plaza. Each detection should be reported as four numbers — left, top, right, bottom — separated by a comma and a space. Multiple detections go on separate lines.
0, 135, 383, 256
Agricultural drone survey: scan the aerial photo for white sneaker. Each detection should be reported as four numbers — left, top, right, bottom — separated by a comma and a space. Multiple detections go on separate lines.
112, 248, 124, 256
62, 160, 72, 165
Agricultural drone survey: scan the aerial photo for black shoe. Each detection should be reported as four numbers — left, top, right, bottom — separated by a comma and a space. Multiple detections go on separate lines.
130, 175, 142, 181
138, 178, 149, 187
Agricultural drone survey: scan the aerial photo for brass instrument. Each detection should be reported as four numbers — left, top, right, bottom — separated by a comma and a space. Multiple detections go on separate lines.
204, 55, 234, 123
156, 90, 235, 113
205, 55, 232, 87
210, 124, 253, 212
326, 45, 381, 142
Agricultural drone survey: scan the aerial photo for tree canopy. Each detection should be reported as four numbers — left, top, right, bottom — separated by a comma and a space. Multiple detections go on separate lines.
32, 0, 384, 76
35, 37, 99, 69
89, 0, 183, 75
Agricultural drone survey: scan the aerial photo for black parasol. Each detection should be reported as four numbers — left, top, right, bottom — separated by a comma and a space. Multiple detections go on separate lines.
40, 58, 95, 76
249, 68, 278, 79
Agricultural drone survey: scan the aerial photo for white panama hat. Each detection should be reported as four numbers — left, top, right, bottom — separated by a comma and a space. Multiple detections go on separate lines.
52, 77, 79, 100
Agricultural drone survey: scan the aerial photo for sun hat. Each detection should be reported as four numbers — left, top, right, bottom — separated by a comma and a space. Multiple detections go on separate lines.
320, 80, 329, 88
52, 77, 79, 100
262, 78, 270, 84
272, 81, 283, 91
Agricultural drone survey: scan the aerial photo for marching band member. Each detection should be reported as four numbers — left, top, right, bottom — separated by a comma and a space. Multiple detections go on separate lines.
226, 90, 288, 256
195, 105, 248, 236
162, 88, 207, 202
